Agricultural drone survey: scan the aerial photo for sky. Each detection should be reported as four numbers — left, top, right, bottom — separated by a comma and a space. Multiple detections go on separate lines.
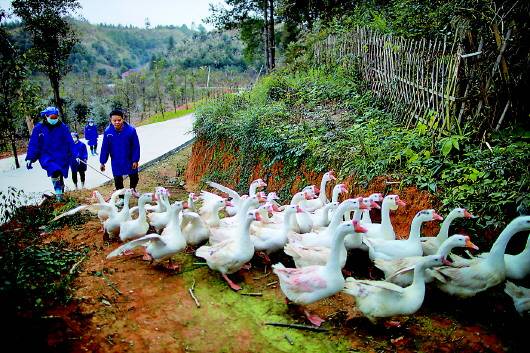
0, 0, 222, 29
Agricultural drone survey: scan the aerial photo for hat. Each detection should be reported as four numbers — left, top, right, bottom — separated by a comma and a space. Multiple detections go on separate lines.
40, 106, 59, 117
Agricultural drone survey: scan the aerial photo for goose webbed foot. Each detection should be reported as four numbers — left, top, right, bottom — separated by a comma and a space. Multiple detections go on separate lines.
240, 262, 252, 271
222, 273, 242, 291
123, 249, 135, 256
255, 251, 271, 264
384, 320, 402, 328
184, 245, 196, 254
165, 258, 180, 271
304, 310, 325, 327
142, 251, 153, 261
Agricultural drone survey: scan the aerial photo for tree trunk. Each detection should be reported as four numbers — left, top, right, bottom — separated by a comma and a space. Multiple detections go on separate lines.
25, 116, 34, 135
268, 0, 275, 70
9, 125, 20, 169
263, 0, 270, 72
49, 74, 64, 120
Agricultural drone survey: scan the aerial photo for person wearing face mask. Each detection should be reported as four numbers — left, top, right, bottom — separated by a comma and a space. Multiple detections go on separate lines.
25, 106, 74, 201
99, 108, 140, 195
84, 117, 99, 156
70, 132, 88, 189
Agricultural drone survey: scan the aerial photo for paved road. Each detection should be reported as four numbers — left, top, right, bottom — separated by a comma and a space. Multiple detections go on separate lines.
0, 114, 195, 204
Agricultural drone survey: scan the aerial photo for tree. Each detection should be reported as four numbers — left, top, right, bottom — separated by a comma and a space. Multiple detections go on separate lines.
0, 9, 39, 168
12, 0, 80, 120
167, 35, 175, 53
207, 0, 276, 71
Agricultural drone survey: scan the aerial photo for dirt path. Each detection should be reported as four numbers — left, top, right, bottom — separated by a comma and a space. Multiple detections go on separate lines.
30, 146, 529, 352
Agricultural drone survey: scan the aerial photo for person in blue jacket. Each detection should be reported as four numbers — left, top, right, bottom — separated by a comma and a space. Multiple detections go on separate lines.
84, 117, 99, 156
26, 106, 74, 201
70, 132, 88, 189
99, 109, 140, 193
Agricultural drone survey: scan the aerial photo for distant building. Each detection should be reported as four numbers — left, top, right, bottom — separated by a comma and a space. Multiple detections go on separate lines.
121, 68, 140, 79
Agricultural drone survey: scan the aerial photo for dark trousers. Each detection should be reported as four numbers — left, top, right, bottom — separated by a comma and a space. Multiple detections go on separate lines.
89, 144, 97, 153
72, 170, 86, 184
114, 172, 139, 190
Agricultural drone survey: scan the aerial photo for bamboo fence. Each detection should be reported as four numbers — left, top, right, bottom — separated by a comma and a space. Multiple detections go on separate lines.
312, 27, 465, 134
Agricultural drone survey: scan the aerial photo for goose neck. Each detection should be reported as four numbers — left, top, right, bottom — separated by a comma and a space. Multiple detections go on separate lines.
436, 213, 458, 241
326, 229, 348, 271
408, 216, 424, 240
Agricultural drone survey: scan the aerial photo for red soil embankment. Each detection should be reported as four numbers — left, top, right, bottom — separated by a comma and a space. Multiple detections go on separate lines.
185, 138, 442, 238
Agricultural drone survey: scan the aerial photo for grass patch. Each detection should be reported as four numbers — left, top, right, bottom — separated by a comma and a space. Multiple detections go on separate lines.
138, 107, 195, 126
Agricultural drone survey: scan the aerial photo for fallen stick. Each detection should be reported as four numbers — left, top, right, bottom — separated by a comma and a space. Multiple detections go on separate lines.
101, 274, 122, 295
193, 262, 208, 266
266, 281, 278, 287
252, 271, 270, 280
188, 279, 200, 308
284, 334, 294, 345
69, 254, 88, 275
240, 292, 263, 297
264, 322, 328, 332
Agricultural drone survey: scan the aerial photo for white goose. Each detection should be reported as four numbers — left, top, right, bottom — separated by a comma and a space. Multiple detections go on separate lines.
284, 220, 367, 268
119, 193, 155, 242
299, 170, 336, 212
206, 178, 266, 216
251, 205, 301, 255
107, 201, 186, 270
50, 189, 126, 223
431, 216, 530, 298
374, 234, 479, 286
451, 233, 530, 280
289, 190, 315, 234
361, 195, 406, 240
363, 209, 443, 261
331, 183, 348, 203
311, 201, 339, 228
421, 208, 475, 255
342, 254, 447, 323
504, 281, 530, 316
93, 189, 127, 222
146, 190, 173, 232
360, 192, 383, 224
104, 189, 133, 238
195, 210, 259, 291
272, 221, 357, 326
198, 192, 230, 227
288, 198, 365, 248
181, 212, 211, 246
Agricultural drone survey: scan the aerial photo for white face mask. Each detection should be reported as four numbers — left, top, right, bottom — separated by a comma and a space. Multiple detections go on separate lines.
47, 117, 59, 125
89, 122, 94, 126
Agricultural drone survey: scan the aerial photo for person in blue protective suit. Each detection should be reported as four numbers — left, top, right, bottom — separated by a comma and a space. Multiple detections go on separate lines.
70, 132, 88, 189
99, 109, 140, 194
84, 117, 99, 156
25, 106, 74, 201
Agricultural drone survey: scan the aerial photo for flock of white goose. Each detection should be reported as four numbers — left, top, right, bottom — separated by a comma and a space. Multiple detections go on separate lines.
54, 171, 530, 325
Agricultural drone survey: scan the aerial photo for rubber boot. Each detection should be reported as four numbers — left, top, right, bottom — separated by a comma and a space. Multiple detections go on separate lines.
52, 177, 64, 201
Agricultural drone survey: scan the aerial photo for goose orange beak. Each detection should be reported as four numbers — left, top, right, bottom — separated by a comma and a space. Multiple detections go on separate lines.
353, 220, 368, 233
465, 237, 479, 250
296, 205, 304, 213
225, 200, 233, 207
370, 200, 381, 209
433, 212, 444, 221
396, 197, 406, 207
464, 210, 475, 218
